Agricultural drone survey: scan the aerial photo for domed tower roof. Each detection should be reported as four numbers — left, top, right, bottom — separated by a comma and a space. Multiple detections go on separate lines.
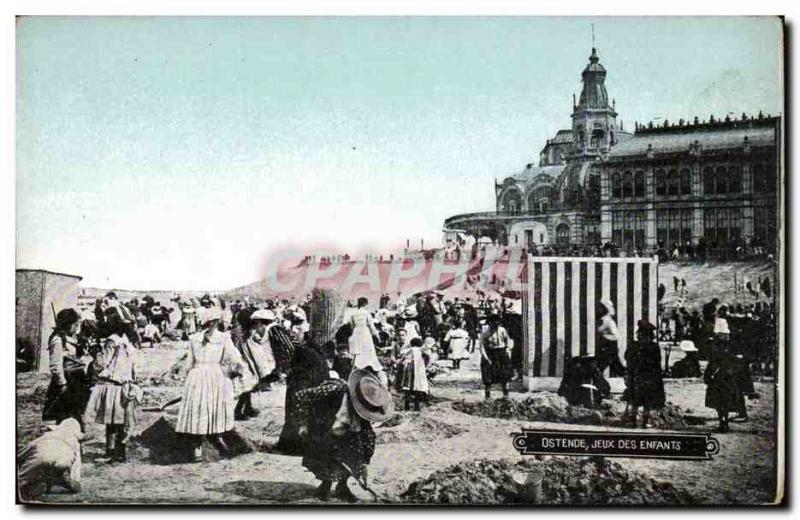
578, 47, 609, 109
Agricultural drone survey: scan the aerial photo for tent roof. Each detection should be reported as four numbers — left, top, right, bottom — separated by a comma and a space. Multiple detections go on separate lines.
16, 268, 83, 280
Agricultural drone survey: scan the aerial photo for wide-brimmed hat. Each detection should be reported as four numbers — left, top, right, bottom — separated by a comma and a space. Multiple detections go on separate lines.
679, 340, 699, 353
402, 306, 418, 319
348, 369, 394, 423
197, 306, 222, 326
250, 309, 276, 323
308, 288, 345, 346
55, 308, 81, 330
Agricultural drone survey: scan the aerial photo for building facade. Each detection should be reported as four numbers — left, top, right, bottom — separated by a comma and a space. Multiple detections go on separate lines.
443, 47, 781, 256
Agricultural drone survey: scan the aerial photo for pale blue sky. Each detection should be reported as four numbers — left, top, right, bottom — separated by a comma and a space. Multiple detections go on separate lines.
16, 17, 783, 290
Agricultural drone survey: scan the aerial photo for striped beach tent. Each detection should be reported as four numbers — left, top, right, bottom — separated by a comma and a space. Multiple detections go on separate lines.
521, 256, 659, 381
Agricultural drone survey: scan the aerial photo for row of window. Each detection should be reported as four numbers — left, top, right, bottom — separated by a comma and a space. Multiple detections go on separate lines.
609, 208, 754, 247
609, 163, 775, 199
499, 187, 556, 213
611, 211, 647, 249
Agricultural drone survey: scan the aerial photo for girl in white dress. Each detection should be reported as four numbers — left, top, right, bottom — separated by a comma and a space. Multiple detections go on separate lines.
347, 298, 382, 372
175, 307, 246, 461
444, 320, 471, 370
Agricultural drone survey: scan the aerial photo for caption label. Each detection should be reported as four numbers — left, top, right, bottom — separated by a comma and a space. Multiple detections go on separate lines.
512, 429, 719, 461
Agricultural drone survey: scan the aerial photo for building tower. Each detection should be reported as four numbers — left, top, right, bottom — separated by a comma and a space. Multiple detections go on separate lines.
569, 47, 618, 160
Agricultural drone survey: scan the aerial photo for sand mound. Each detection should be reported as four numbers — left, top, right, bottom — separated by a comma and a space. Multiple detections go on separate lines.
453, 393, 605, 425
454, 393, 706, 430
134, 417, 254, 464
375, 413, 467, 444
402, 457, 697, 505
391, 393, 448, 411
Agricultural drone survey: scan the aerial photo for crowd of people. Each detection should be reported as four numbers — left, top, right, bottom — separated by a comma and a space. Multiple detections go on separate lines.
25, 286, 526, 501
21, 274, 777, 500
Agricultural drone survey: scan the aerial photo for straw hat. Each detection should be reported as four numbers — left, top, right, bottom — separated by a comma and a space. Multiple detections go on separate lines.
679, 340, 699, 353
348, 369, 394, 423
197, 306, 222, 327
308, 288, 345, 346
402, 306, 419, 319
250, 309, 276, 323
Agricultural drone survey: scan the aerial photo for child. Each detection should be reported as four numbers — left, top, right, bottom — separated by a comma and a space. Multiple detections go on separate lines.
443, 320, 471, 370
87, 315, 138, 462
396, 337, 429, 411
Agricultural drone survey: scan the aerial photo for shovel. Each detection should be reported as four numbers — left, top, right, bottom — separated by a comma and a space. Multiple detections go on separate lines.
141, 396, 182, 413
337, 461, 393, 503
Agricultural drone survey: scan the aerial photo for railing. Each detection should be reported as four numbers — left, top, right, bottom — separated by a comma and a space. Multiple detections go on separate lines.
444, 210, 547, 227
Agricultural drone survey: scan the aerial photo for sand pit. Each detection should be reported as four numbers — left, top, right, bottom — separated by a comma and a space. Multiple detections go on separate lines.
134, 417, 255, 464
401, 457, 697, 505
375, 412, 467, 444
391, 393, 449, 411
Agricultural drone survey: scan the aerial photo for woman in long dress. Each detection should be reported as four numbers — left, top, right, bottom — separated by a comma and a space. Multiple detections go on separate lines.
276, 288, 344, 455
42, 309, 91, 429
623, 320, 665, 428
234, 309, 277, 420
175, 308, 246, 461
705, 305, 745, 432
347, 298, 383, 372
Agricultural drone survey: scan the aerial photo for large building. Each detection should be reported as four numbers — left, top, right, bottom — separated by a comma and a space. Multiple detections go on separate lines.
443, 48, 781, 255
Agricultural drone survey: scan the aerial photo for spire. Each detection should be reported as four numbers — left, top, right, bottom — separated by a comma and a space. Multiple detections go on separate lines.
577, 46, 609, 109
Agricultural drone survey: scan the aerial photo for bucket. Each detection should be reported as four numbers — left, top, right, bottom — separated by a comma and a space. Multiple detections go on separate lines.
511, 467, 545, 503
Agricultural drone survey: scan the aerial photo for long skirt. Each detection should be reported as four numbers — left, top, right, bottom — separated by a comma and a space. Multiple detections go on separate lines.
705, 367, 745, 414
175, 365, 235, 435
42, 372, 88, 425
87, 383, 126, 425
396, 359, 429, 394
348, 326, 374, 356
302, 426, 376, 482
480, 348, 512, 385
449, 339, 471, 361
597, 338, 626, 377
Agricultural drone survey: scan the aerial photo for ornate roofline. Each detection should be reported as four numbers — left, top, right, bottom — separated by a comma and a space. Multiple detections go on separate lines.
633, 113, 780, 135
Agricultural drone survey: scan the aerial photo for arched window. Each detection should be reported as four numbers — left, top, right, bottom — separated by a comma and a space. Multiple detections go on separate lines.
634, 171, 645, 198
667, 169, 680, 196
655, 169, 667, 196
590, 129, 604, 149
728, 166, 741, 193
680, 168, 691, 195
500, 189, 522, 213
703, 167, 715, 195
622, 171, 634, 198
611, 173, 622, 198
556, 223, 570, 245
716, 167, 728, 194
527, 192, 539, 214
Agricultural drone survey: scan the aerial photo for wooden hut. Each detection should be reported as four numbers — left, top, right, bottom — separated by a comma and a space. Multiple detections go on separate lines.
16, 269, 82, 372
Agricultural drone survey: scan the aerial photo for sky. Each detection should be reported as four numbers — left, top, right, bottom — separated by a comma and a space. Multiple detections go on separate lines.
16, 16, 783, 290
